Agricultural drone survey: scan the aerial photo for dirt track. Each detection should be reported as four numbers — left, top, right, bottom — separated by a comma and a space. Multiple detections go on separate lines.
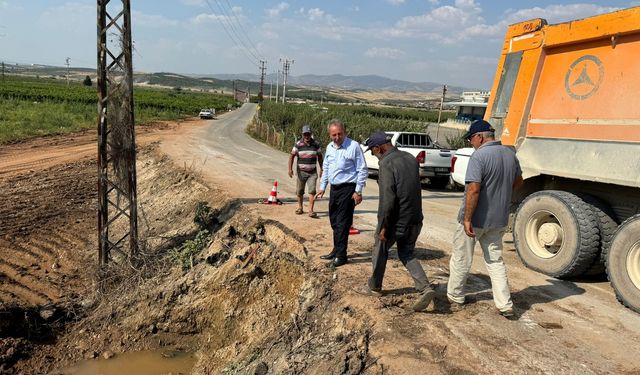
1, 107, 640, 374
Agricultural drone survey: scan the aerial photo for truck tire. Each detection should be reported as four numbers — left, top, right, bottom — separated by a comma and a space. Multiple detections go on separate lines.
580, 195, 618, 276
606, 214, 640, 314
513, 190, 600, 278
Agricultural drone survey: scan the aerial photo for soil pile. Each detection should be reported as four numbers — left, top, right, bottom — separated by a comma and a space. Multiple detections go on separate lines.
2, 144, 372, 374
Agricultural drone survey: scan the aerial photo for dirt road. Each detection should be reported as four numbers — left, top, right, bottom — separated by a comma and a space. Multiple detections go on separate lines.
161, 103, 640, 374
2, 105, 639, 374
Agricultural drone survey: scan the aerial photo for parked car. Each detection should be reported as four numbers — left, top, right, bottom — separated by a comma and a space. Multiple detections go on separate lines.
199, 108, 215, 119
362, 131, 452, 188
450, 147, 474, 187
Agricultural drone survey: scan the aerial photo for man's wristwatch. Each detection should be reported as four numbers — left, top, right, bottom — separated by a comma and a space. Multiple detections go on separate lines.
355, 191, 362, 196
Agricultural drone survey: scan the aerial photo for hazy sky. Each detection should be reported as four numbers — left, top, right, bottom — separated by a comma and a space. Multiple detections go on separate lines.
0, 1, 637, 88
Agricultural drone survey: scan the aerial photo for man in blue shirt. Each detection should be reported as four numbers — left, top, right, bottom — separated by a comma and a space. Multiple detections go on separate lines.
316, 119, 368, 267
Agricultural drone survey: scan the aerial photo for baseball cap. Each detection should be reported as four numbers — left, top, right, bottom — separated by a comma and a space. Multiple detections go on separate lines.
301, 125, 312, 134
365, 131, 390, 152
463, 120, 495, 140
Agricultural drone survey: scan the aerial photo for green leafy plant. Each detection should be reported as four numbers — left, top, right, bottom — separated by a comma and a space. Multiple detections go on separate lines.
169, 230, 211, 270
445, 131, 467, 150
194, 201, 218, 230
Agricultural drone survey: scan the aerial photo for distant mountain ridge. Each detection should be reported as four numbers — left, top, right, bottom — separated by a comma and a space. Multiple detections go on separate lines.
202, 73, 470, 94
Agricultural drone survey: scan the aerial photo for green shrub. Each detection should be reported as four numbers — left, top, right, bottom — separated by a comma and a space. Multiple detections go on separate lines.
169, 230, 211, 270
194, 201, 218, 230
445, 131, 467, 150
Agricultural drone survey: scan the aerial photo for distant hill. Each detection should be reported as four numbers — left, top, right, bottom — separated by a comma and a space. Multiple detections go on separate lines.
206, 73, 471, 94
5, 63, 474, 105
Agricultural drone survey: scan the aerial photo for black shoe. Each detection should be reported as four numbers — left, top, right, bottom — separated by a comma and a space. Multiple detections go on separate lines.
412, 288, 436, 312
319, 252, 336, 260
353, 285, 383, 297
331, 257, 348, 267
499, 308, 517, 320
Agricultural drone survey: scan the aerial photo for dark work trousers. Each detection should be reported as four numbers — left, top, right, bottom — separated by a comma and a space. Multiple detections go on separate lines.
368, 223, 429, 292
329, 183, 356, 261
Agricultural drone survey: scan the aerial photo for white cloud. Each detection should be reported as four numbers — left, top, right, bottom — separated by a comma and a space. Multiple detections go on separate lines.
308, 8, 325, 21
1, 1, 8, 9
364, 47, 405, 59
192, 13, 231, 25
133, 11, 179, 28
266, 2, 289, 17
231, 6, 242, 14
386, 2, 619, 44
385, 0, 406, 5
501, 4, 620, 25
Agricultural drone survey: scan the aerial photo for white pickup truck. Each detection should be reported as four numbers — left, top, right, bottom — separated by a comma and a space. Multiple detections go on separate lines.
362, 131, 453, 188
450, 147, 474, 188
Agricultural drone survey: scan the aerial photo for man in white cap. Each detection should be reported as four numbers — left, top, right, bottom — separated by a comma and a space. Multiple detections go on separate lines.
289, 124, 323, 218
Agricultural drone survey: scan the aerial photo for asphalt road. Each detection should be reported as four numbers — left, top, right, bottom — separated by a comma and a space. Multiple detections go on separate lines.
176, 102, 464, 245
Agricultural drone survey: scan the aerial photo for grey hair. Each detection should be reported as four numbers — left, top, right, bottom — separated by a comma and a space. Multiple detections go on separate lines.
480, 131, 495, 139
327, 119, 345, 131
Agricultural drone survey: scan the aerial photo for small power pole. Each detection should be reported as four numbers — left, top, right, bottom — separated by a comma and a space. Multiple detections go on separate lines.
269, 75, 273, 101
65, 57, 71, 87
275, 60, 281, 103
1, 62, 4, 82
281, 59, 294, 104
233, 80, 236, 101
258, 60, 266, 102
435, 84, 447, 144
97, 0, 139, 265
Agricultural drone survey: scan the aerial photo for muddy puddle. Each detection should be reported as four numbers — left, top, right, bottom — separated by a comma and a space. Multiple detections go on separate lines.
55, 350, 196, 375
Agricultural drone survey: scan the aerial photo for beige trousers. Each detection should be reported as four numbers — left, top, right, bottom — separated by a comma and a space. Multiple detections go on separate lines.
447, 223, 513, 311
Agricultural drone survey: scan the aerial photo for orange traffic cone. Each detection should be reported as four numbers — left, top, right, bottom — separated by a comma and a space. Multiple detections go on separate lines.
349, 226, 360, 235
263, 180, 282, 205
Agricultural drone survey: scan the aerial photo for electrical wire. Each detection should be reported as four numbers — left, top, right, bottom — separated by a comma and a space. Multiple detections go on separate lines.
203, 0, 260, 67
221, 0, 263, 59
212, 0, 262, 61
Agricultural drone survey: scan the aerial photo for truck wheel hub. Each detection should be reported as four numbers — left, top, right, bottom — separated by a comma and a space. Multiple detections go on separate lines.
629, 241, 640, 290
538, 223, 563, 247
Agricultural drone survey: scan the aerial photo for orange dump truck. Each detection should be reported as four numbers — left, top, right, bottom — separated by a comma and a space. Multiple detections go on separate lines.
484, 7, 640, 313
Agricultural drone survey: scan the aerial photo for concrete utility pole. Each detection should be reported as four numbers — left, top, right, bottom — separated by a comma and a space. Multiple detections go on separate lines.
233, 80, 236, 101
97, 0, 139, 265
65, 57, 70, 87
281, 59, 294, 104
275, 59, 281, 103
435, 84, 447, 144
269, 75, 273, 101
259, 60, 266, 102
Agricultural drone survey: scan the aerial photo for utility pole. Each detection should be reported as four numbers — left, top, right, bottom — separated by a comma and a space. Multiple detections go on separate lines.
275, 58, 281, 103
281, 58, 294, 104
65, 57, 71, 87
97, 0, 139, 265
435, 84, 447, 144
1, 62, 4, 82
269, 75, 273, 101
233, 80, 236, 101
258, 60, 266, 102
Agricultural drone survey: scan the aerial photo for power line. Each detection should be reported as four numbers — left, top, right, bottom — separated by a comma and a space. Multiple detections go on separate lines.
221, 0, 263, 60
204, 0, 260, 67
214, 0, 261, 61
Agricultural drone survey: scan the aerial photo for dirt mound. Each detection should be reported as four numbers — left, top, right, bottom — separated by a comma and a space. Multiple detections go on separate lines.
3, 144, 372, 374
